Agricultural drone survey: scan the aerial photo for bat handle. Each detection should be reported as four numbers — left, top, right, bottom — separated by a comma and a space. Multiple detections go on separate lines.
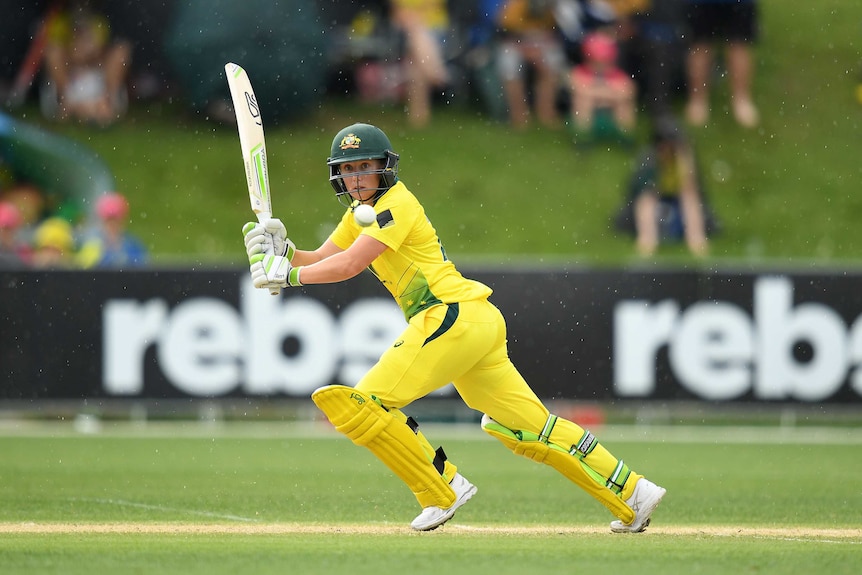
254, 213, 281, 296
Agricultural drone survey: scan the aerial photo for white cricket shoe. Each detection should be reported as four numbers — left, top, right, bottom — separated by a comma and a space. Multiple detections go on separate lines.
609, 478, 666, 533
410, 473, 477, 531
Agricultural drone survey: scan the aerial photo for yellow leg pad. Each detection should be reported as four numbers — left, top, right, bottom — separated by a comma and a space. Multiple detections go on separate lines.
312, 385, 456, 509
387, 406, 458, 482
482, 418, 635, 524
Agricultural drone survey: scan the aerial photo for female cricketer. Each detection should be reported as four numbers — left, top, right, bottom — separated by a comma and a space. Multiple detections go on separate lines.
242, 123, 666, 532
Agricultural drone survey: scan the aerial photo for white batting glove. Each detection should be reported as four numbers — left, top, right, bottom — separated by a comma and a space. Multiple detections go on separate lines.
264, 218, 295, 260
242, 220, 296, 261
249, 254, 303, 289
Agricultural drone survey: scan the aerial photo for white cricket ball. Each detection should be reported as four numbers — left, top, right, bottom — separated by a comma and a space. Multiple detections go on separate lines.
353, 203, 376, 227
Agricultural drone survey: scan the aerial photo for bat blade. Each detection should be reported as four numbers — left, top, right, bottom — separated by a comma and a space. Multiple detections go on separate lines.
225, 62, 272, 219
225, 62, 279, 295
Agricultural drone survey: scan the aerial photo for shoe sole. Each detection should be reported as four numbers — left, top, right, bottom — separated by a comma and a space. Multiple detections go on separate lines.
609, 487, 666, 533
412, 484, 477, 531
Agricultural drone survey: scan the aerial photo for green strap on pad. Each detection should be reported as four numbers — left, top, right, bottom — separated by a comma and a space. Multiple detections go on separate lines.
481, 416, 635, 524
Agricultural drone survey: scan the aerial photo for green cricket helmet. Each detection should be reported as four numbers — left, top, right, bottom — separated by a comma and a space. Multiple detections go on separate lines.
327, 123, 399, 206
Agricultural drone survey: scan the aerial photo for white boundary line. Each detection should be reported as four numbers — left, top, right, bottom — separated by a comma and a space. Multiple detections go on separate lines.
69, 497, 260, 523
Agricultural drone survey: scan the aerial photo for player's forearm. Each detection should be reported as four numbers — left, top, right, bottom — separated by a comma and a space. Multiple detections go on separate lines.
296, 251, 366, 285
290, 238, 343, 267
290, 249, 325, 267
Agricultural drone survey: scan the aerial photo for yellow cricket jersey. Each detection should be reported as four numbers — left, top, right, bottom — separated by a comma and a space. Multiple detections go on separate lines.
47, 11, 111, 48
390, 0, 449, 29
497, 0, 557, 33
329, 181, 492, 320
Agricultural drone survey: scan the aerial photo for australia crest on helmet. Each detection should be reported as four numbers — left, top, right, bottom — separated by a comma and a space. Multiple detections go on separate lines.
339, 133, 361, 150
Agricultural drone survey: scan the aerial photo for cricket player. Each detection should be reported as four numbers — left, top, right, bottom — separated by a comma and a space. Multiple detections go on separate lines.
242, 123, 666, 532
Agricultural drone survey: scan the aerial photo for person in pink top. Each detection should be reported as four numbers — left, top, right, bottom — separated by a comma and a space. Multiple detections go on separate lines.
0, 202, 32, 268
77, 192, 147, 268
569, 32, 637, 147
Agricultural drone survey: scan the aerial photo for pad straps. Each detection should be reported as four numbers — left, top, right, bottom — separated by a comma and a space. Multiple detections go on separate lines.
544, 415, 630, 495
405, 414, 448, 475
539, 414, 558, 443
606, 460, 632, 495
570, 430, 598, 459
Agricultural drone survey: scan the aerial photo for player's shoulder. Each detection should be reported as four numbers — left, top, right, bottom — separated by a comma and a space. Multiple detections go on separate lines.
378, 181, 421, 209
373, 182, 422, 228
387, 180, 415, 199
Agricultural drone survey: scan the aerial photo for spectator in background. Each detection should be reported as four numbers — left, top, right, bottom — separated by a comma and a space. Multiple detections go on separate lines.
684, 0, 760, 128
31, 217, 77, 269
390, 0, 451, 128
0, 202, 32, 268
77, 192, 147, 269
495, 0, 566, 129
42, 0, 132, 126
568, 31, 636, 146
614, 117, 717, 257
612, 0, 688, 121
0, 182, 47, 227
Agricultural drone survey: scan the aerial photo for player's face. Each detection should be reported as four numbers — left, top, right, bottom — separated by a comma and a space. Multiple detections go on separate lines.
338, 159, 385, 203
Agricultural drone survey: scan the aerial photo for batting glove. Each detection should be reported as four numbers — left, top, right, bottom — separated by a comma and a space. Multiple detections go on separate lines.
242, 220, 296, 261
249, 254, 302, 289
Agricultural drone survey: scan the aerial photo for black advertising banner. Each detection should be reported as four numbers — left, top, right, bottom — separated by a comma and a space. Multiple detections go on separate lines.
2, 268, 862, 403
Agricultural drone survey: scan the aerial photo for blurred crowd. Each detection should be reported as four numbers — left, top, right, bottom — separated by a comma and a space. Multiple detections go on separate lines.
0, 186, 147, 270
0, 0, 777, 260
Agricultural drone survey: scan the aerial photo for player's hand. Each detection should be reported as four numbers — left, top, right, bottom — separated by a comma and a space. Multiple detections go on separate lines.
249, 254, 302, 289
263, 218, 295, 261
242, 220, 296, 261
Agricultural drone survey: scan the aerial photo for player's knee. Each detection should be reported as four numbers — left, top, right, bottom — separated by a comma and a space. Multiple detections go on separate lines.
480, 414, 551, 463
311, 384, 390, 444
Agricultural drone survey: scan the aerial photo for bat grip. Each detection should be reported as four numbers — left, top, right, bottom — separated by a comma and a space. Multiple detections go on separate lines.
254, 212, 280, 296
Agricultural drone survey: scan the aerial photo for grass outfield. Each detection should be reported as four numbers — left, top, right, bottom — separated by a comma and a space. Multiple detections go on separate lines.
0, 421, 859, 574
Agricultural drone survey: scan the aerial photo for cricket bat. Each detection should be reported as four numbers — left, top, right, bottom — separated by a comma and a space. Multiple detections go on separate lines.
224, 62, 280, 295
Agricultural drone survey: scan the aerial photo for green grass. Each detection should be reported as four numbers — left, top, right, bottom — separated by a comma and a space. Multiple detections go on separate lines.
0, 422, 859, 574
9, 0, 862, 267
2, 531, 857, 575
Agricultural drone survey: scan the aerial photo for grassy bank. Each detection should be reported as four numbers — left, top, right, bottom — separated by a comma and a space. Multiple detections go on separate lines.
11, 0, 862, 268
